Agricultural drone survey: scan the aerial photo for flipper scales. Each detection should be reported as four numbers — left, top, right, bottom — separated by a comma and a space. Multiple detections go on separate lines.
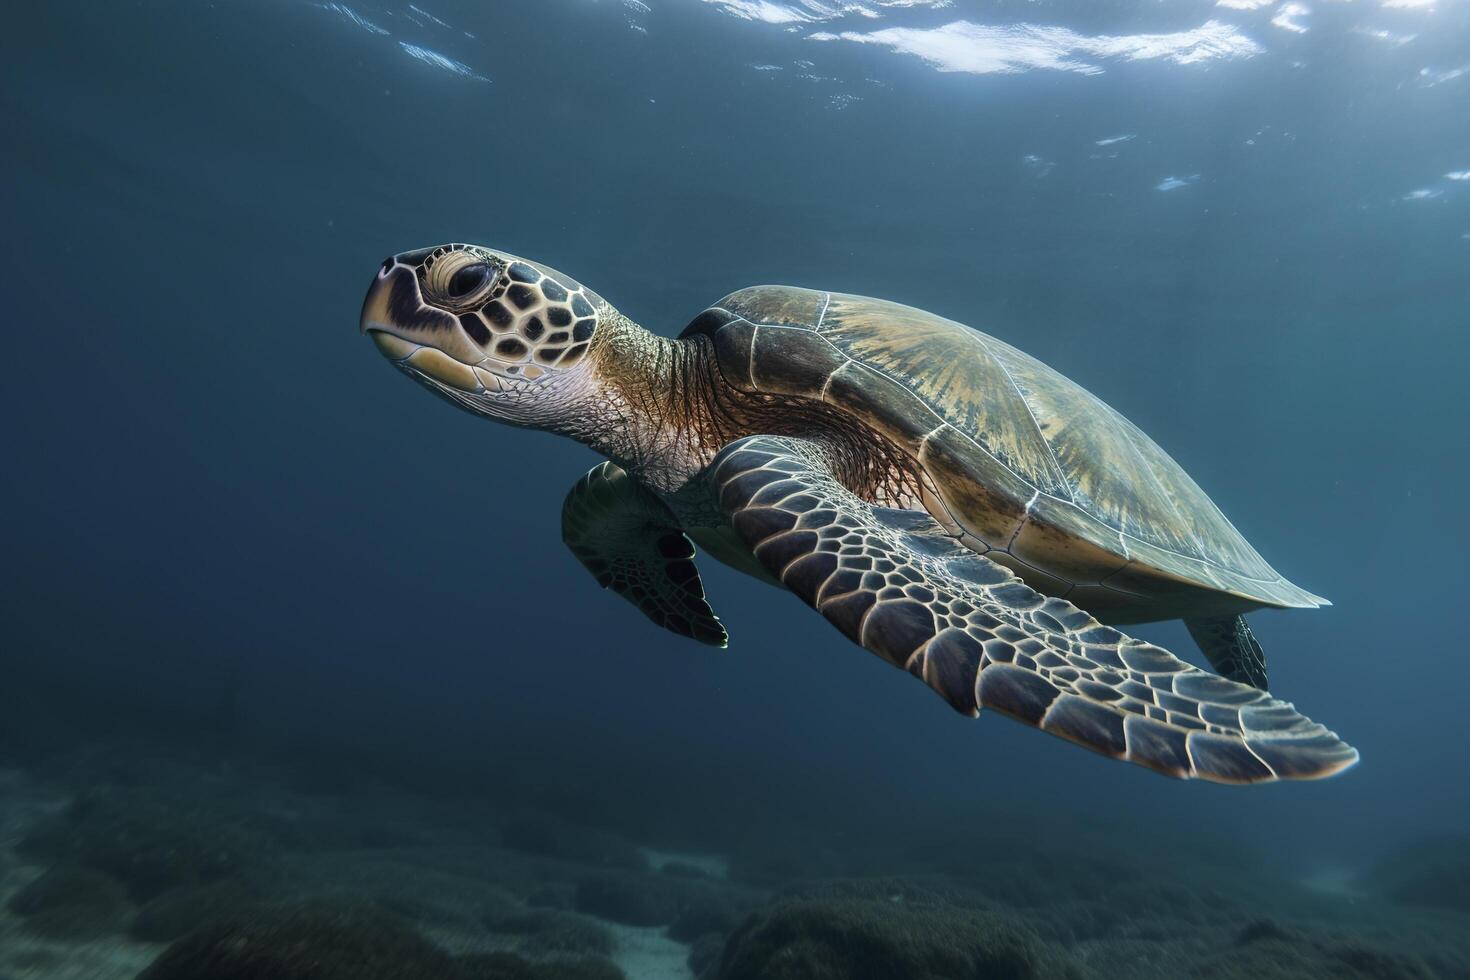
706, 436, 1357, 784
563, 462, 727, 647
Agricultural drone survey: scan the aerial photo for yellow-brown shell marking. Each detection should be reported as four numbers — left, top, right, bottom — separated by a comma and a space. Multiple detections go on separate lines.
682, 286, 1325, 623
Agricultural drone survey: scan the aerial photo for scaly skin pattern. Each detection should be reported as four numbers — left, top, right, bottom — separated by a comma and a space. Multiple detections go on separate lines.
574, 314, 929, 512
560, 460, 727, 647
360, 245, 917, 510
703, 435, 1356, 784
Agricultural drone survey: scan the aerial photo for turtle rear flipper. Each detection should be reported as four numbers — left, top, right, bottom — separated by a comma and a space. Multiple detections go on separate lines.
707, 435, 1358, 784
562, 462, 727, 647
1186, 615, 1268, 689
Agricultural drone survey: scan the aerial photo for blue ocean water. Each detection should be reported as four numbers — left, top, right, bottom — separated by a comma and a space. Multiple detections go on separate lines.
2, 1, 1467, 977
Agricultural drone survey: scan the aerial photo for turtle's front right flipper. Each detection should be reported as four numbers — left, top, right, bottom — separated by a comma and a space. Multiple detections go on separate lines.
562, 462, 727, 647
707, 435, 1358, 784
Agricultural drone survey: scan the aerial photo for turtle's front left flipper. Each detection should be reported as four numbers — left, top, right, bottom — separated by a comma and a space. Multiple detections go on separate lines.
706, 436, 1357, 784
562, 462, 727, 647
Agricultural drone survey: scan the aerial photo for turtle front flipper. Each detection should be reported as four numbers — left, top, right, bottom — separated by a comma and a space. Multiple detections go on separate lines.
706, 435, 1357, 784
562, 462, 727, 647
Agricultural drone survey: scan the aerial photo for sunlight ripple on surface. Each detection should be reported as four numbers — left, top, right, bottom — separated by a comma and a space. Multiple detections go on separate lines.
808, 19, 1261, 75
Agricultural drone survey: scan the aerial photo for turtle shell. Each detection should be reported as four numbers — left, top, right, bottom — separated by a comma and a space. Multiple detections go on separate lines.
681, 286, 1325, 623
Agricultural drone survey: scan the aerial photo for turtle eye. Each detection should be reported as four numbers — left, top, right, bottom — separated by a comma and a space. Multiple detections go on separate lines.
448, 262, 492, 298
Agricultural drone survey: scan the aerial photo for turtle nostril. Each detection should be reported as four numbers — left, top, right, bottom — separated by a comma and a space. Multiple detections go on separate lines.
448, 262, 492, 298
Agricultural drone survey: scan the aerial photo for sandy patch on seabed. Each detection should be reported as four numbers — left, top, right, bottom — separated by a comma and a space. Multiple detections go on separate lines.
0, 767, 700, 980
0, 769, 161, 980
639, 848, 729, 881
608, 922, 695, 980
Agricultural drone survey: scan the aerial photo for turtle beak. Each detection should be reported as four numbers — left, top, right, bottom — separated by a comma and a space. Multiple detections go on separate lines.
360, 256, 437, 337
361, 255, 492, 392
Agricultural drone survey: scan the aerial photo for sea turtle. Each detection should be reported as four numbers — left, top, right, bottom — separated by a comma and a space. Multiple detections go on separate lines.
360, 244, 1357, 784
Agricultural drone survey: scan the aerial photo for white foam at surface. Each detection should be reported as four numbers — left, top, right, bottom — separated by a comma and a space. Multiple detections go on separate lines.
1023, 154, 1056, 177
807, 19, 1262, 75
1445, 170, 1470, 181
320, 2, 389, 36
700, 0, 953, 21
1156, 175, 1200, 191
1403, 188, 1443, 200
1352, 26, 1417, 44
697, 0, 1459, 81
1419, 64, 1469, 85
398, 41, 489, 81
698, 0, 854, 24
1272, 3, 1312, 33
1095, 133, 1136, 146
407, 4, 452, 29
616, 0, 652, 31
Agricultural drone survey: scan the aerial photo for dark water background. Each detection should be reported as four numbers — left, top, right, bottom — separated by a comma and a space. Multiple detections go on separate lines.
3, 0, 1467, 912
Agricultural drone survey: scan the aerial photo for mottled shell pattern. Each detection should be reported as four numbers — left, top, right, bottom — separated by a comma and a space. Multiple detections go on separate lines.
682, 286, 1325, 624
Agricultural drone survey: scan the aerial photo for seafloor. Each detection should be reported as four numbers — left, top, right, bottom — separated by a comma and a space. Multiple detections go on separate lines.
0, 704, 1465, 980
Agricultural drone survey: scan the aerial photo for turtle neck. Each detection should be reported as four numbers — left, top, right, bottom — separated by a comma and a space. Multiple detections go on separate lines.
558, 310, 735, 494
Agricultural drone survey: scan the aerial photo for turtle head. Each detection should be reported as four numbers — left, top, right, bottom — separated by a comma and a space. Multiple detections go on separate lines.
361, 244, 605, 425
